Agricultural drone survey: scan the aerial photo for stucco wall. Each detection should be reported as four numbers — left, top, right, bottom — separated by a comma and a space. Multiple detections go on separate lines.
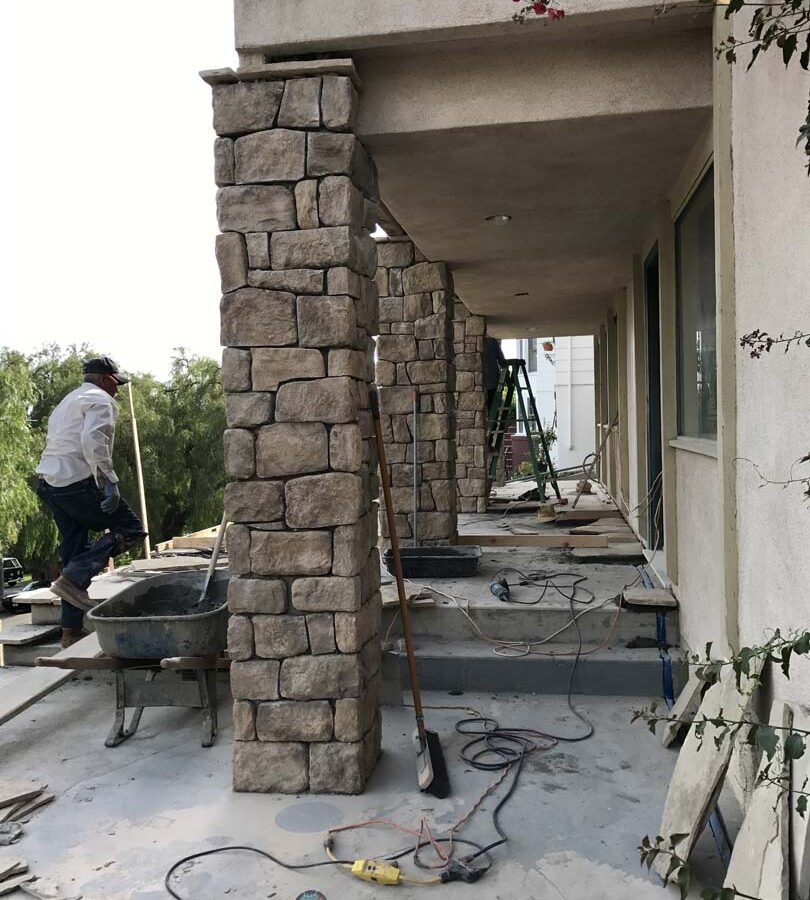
731, 27, 810, 704
674, 450, 724, 652
235, 0, 677, 54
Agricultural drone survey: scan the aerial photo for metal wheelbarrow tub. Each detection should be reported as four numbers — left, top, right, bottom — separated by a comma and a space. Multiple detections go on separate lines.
383, 545, 481, 579
87, 571, 230, 660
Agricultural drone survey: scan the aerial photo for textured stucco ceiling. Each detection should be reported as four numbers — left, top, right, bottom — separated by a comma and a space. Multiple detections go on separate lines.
367, 107, 711, 336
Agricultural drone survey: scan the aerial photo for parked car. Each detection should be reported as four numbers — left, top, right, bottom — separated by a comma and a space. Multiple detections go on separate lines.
2, 558, 24, 585
2, 579, 50, 613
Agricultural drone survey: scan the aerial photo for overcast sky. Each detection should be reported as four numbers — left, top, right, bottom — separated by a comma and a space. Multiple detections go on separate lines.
1, 1, 237, 379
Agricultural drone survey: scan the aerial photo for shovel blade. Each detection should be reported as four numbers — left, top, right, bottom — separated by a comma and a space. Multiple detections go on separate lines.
412, 727, 435, 791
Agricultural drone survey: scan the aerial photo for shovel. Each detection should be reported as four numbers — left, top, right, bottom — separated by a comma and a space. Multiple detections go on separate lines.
196, 512, 228, 606
371, 388, 450, 799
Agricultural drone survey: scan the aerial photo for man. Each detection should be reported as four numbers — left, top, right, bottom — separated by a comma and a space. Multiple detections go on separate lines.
485, 335, 506, 414
36, 357, 146, 647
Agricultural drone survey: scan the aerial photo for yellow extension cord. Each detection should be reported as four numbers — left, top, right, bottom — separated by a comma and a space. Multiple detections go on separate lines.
325, 844, 442, 886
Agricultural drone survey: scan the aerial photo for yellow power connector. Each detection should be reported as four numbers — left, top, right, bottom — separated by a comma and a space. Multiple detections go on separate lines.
350, 859, 403, 885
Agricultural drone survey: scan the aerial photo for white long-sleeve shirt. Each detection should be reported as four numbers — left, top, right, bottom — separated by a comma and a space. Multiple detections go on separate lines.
36, 383, 119, 487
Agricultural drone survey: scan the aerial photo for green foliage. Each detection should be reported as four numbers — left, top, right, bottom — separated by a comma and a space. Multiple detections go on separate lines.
0, 349, 38, 552
7, 346, 226, 578
115, 351, 226, 545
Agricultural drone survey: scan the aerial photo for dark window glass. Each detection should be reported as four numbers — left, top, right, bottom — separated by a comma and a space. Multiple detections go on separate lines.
676, 169, 717, 440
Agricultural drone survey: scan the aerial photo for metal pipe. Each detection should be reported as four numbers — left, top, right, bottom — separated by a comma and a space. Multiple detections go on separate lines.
567, 337, 575, 451
127, 382, 152, 559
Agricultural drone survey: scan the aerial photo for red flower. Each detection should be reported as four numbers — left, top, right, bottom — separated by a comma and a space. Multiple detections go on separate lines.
533, 2, 548, 13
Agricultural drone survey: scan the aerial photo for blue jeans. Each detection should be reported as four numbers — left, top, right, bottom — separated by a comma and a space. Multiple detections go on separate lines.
36, 478, 146, 628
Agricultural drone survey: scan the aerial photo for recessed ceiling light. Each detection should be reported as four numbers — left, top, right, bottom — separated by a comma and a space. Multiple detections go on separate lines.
485, 214, 512, 225
514, 291, 529, 297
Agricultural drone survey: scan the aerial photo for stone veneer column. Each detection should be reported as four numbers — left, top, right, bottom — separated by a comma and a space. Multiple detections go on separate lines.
209, 68, 382, 794
453, 302, 488, 514
374, 239, 457, 544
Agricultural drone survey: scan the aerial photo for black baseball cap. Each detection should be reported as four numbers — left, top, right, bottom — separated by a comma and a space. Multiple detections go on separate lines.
83, 356, 130, 385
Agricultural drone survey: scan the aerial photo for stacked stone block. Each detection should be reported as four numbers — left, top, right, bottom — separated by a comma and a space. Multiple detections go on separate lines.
453, 301, 488, 513
374, 240, 457, 544
211, 70, 382, 794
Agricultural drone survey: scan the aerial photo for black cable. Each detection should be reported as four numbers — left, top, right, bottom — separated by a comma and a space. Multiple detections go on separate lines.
163, 845, 352, 900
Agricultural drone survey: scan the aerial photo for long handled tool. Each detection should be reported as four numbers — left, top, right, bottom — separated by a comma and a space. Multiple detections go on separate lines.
196, 512, 228, 606
371, 388, 450, 799
412, 387, 419, 547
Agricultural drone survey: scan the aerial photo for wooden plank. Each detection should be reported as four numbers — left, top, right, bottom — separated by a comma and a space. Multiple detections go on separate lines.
0, 634, 101, 728
571, 543, 645, 562
570, 523, 635, 535
554, 506, 623, 522
169, 536, 217, 550
456, 533, 608, 548
622, 588, 678, 609
0, 784, 44, 812
34, 656, 130, 670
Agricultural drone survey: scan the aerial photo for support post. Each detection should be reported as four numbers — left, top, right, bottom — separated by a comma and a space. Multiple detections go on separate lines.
374, 240, 457, 544
209, 64, 382, 793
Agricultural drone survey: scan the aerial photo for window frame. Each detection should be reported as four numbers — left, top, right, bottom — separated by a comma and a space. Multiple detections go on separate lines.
675, 167, 717, 443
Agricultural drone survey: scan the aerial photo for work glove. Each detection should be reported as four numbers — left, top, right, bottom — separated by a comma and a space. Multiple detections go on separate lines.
100, 478, 121, 514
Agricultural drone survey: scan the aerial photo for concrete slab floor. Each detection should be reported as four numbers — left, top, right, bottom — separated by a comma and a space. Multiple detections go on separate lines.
0, 670, 734, 900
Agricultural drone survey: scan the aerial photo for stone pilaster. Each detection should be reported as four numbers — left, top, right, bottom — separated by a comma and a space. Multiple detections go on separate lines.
210, 68, 381, 794
453, 301, 488, 513
374, 239, 457, 544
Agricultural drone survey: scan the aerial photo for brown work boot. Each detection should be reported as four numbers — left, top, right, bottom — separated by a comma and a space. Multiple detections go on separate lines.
61, 628, 88, 649
51, 574, 94, 611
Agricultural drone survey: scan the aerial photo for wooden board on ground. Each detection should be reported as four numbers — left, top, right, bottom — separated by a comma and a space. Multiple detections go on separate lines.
554, 507, 623, 523
457, 533, 608, 549
723, 705, 791, 898
605, 532, 639, 545
0, 625, 61, 647
0, 784, 45, 812
622, 588, 678, 609
653, 661, 763, 880
0, 633, 101, 728
570, 523, 635, 535
571, 544, 645, 562
381, 586, 435, 609
125, 557, 213, 572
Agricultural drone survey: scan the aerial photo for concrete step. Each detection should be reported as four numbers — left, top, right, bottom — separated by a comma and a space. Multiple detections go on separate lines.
385, 639, 685, 697
31, 604, 61, 625
0, 623, 61, 645
382, 589, 679, 646
2, 641, 62, 667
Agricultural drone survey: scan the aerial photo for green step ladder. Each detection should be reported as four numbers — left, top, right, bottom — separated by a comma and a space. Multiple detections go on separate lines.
487, 358, 561, 501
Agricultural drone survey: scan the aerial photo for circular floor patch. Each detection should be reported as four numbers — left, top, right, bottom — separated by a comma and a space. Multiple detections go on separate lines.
275, 800, 344, 834
296, 892, 327, 900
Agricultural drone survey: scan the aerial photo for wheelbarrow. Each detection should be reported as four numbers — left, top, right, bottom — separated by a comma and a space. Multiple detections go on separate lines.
38, 571, 231, 747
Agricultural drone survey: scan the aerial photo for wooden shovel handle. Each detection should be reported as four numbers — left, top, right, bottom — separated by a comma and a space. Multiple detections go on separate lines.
370, 389, 428, 745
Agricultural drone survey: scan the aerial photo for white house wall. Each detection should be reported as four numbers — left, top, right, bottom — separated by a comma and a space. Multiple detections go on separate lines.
731, 20, 810, 705
674, 450, 724, 651
554, 337, 596, 470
